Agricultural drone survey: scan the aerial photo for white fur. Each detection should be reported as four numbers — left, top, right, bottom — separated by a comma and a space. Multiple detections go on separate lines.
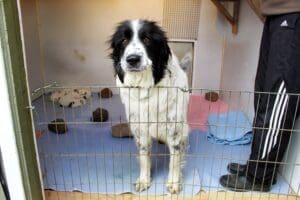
115, 20, 189, 194
180, 51, 193, 70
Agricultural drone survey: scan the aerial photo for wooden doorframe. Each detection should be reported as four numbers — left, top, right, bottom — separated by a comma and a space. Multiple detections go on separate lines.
0, 0, 43, 199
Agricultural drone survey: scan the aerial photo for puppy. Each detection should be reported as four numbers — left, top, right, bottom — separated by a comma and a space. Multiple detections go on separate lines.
110, 19, 189, 194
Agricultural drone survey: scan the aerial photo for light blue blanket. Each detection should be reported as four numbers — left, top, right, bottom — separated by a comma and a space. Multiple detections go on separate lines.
207, 111, 252, 145
34, 94, 290, 195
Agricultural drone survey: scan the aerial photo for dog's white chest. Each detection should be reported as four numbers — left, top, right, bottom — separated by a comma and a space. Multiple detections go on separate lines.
119, 87, 188, 141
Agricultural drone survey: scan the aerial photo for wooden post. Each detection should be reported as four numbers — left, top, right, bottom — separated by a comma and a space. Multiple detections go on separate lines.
211, 0, 240, 34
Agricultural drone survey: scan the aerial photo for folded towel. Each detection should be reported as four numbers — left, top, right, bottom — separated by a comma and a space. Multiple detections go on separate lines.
207, 111, 252, 145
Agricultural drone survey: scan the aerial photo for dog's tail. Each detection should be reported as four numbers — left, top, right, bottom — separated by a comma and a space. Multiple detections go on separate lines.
180, 51, 192, 71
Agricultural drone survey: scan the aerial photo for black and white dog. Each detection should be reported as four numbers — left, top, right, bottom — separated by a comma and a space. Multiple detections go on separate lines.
110, 19, 189, 194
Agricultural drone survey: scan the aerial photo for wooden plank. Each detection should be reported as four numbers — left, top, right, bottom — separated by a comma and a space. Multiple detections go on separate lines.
247, 0, 265, 22
45, 191, 299, 200
232, 0, 240, 34
211, 0, 235, 24
210, 0, 240, 34
0, 0, 43, 199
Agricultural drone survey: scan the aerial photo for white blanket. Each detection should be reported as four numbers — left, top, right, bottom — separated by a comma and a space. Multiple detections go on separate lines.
50, 89, 91, 107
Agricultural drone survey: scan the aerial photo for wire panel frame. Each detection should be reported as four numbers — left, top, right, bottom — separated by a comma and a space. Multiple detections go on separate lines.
162, 0, 201, 40
31, 85, 300, 199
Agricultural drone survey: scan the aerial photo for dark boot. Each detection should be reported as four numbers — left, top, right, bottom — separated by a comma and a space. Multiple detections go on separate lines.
220, 174, 272, 192
227, 163, 247, 175
227, 163, 277, 184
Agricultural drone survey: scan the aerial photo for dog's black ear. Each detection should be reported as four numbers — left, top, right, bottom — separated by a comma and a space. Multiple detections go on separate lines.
114, 63, 124, 83
109, 41, 124, 83
146, 21, 171, 84
155, 36, 171, 84
109, 20, 130, 83
159, 35, 171, 66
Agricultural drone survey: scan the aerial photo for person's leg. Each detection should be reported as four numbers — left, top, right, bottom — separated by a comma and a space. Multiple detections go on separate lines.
221, 13, 300, 191
247, 13, 300, 186
226, 17, 271, 177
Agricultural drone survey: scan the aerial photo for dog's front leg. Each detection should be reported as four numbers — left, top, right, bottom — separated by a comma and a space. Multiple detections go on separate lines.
135, 135, 151, 192
166, 140, 185, 194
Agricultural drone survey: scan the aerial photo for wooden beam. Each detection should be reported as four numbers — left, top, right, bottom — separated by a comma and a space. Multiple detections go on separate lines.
232, 0, 240, 34
247, 0, 265, 22
0, 0, 43, 199
211, 0, 240, 34
44, 191, 299, 200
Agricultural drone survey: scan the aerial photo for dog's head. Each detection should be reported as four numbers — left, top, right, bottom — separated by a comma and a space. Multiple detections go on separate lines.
110, 19, 171, 85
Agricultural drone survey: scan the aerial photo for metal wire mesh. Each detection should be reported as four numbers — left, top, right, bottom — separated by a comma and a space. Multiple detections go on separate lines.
31, 85, 300, 199
162, 0, 201, 40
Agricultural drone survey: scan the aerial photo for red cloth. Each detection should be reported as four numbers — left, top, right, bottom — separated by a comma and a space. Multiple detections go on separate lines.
187, 95, 229, 131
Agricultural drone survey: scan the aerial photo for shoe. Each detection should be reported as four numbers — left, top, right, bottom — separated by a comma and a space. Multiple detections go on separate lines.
227, 163, 277, 185
227, 163, 246, 175
219, 174, 272, 192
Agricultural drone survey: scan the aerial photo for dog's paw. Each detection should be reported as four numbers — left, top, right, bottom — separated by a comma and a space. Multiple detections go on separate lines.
166, 181, 182, 194
135, 178, 151, 192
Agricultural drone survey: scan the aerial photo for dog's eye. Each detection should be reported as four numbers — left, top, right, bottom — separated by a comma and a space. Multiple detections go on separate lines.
122, 38, 128, 46
143, 37, 151, 45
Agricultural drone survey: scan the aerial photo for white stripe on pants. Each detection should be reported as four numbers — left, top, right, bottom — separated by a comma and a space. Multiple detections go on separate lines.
261, 81, 288, 159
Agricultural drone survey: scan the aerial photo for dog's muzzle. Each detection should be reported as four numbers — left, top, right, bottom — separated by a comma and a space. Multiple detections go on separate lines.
126, 54, 142, 72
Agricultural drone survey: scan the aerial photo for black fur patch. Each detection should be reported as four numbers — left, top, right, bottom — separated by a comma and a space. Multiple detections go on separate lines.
138, 20, 171, 84
167, 68, 172, 78
173, 145, 180, 151
140, 146, 148, 152
68, 102, 74, 107
173, 140, 186, 152
109, 20, 133, 83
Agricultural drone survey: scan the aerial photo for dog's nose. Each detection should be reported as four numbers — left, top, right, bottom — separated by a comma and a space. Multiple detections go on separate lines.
126, 55, 141, 66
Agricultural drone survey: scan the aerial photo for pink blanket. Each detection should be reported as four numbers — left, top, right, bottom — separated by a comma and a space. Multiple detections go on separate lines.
187, 95, 229, 132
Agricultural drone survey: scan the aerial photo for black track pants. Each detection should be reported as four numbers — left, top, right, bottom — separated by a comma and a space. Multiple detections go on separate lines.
246, 13, 300, 184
